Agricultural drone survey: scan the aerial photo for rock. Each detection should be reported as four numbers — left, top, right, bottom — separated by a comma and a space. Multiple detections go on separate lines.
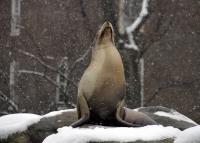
137, 106, 198, 130
1, 106, 197, 143
0, 110, 77, 143
0, 133, 30, 143
27, 109, 77, 143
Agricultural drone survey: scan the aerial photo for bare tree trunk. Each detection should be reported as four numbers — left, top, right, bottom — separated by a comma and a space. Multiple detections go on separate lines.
139, 58, 144, 107
9, 59, 17, 103
117, 0, 150, 108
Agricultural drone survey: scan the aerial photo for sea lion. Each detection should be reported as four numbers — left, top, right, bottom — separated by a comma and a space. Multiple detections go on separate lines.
71, 21, 156, 127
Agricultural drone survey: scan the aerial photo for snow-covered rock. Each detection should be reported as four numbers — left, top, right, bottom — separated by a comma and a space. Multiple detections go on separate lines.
154, 111, 197, 125
0, 107, 198, 143
43, 125, 180, 143
137, 106, 198, 130
43, 108, 76, 118
0, 113, 41, 139
174, 125, 200, 143
0, 109, 76, 140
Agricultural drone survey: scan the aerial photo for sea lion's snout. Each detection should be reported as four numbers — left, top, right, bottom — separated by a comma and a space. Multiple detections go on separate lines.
102, 21, 112, 28
97, 21, 114, 44
102, 27, 112, 37
101, 21, 113, 34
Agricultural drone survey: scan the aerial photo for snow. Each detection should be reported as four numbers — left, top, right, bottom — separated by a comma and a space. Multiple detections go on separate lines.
154, 111, 198, 125
0, 109, 76, 139
174, 126, 200, 143
0, 109, 198, 142
133, 108, 139, 111
43, 108, 76, 118
125, 0, 150, 51
43, 125, 180, 143
0, 113, 41, 139
126, 0, 149, 33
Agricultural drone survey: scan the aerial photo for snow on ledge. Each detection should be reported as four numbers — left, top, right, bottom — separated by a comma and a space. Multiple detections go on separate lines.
0, 109, 76, 139
43, 125, 180, 143
174, 126, 200, 143
43, 108, 76, 118
154, 111, 198, 125
0, 113, 41, 139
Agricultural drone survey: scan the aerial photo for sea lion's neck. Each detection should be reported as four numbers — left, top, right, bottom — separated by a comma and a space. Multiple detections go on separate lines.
93, 40, 114, 51
92, 42, 114, 61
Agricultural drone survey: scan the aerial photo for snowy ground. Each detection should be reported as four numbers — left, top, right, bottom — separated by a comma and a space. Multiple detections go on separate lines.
0, 108, 199, 142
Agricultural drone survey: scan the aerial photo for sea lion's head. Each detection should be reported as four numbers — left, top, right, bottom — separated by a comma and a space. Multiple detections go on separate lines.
95, 21, 114, 45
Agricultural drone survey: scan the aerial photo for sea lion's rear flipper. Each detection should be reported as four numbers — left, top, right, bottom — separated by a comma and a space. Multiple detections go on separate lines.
123, 107, 157, 126
70, 114, 89, 127
116, 101, 142, 127
70, 94, 90, 127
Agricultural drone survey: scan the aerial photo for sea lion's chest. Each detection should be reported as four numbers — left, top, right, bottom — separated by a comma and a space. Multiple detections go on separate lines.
79, 46, 125, 120
82, 48, 124, 98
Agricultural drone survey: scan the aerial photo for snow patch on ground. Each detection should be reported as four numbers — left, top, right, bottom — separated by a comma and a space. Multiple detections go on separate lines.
43, 125, 180, 143
154, 111, 198, 125
0, 113, 41, 139
174, 125, 200, 143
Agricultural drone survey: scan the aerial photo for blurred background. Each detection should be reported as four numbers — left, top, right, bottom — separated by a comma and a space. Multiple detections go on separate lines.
0, 0, 199, 123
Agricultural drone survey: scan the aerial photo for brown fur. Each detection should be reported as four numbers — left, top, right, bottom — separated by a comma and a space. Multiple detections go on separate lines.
70, 22, 156, 127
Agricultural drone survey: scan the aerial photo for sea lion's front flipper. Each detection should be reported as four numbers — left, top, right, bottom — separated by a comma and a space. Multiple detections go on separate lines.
116, 101, 142, 127
70, 94, 90, 127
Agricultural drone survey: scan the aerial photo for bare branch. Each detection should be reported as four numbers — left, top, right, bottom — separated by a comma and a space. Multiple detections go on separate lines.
67, 101, 76, 108
18, 70, 59, 88
125, 0, 150, 51
17, 49, 54, 70
69, 45, 92, 74
17, 25, 45, 60
18, 69, 76, 107
0, 69, 8, 79
138, 18, 173, 59
16, 24, 91, 88
144, 78, 200, 106
16, 49, 77, 88
0, 90, 19, 112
